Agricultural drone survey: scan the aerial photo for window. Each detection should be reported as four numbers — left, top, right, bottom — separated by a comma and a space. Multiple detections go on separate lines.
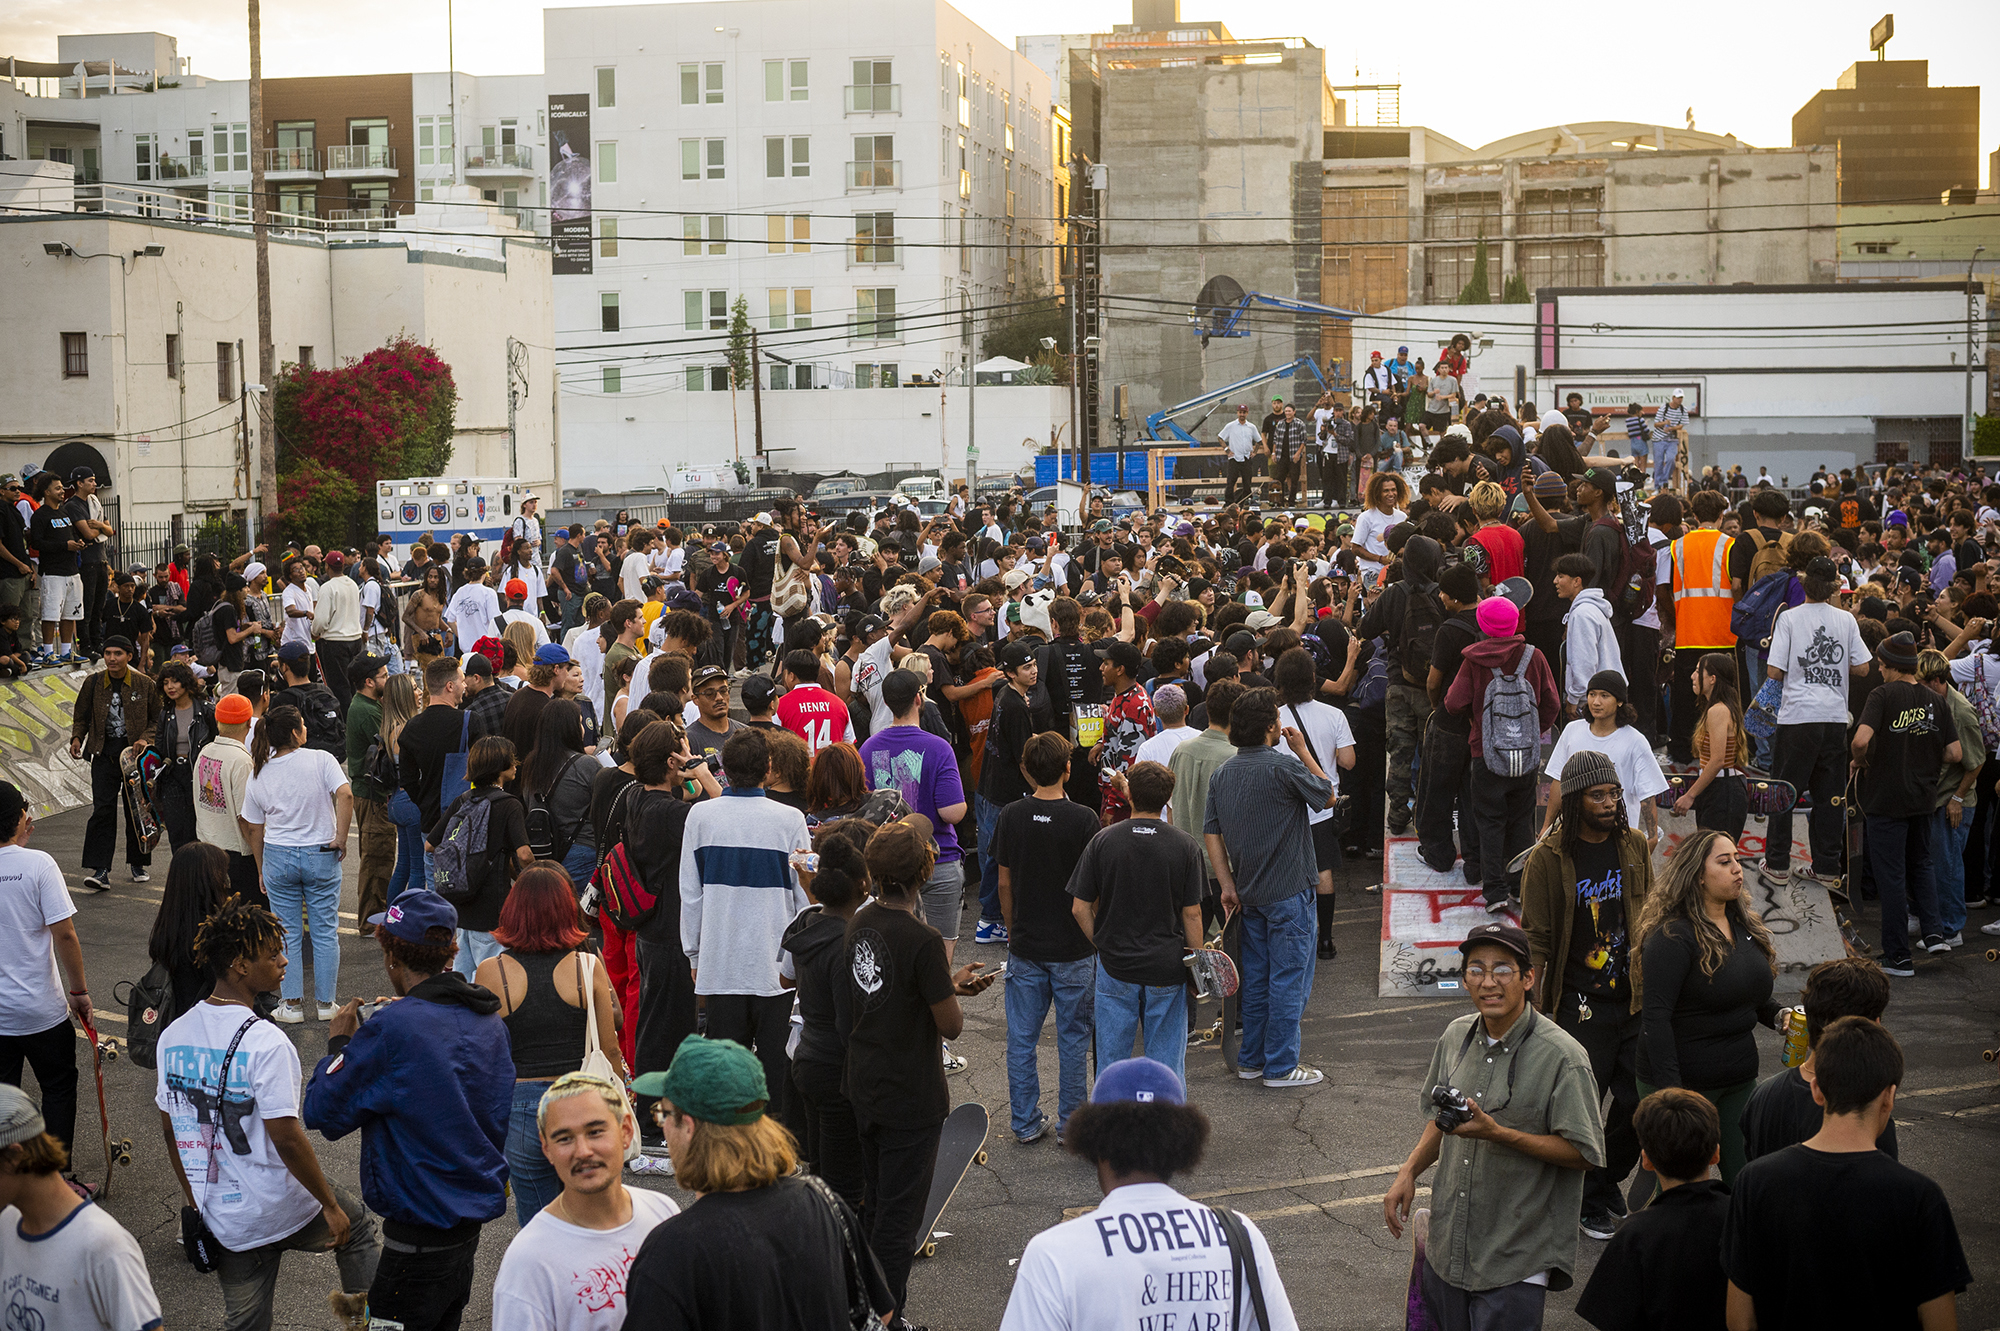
856, 289, 897, 340
848, 59, 896, 113
855, 362, 898, 388
958, 134, 970, 199
766, 288, 812, 329
597, 66, 616, 108
187, 134, 204, 175
1424, 192, 1500, 242
957, 62, 969, 128
850, 135, 895, 188
766, 136, 809, 178
1005, 122, 1015, 153
686, 290, 728, 330
687, 140, 725, 180
165, 333, 180, 380
793, 214, 811, 253
212, 123, 248, 174
1856, 241, 1892, 255
854, 213, 896, 264
707, 139, 726, 179
1518, 188, 1602, 236
418, 115, 454, 168
683, 140, 700, 181
1517, 240, 1605, 290
1424, 247, 1482, 303
597, 142, 618, 183
708, 290, 729, 330
706, 216, 727, 254
706, 63, 724, 103
684, 291, 704, 331
686, 367, 706, 392
681, 65, 699, 105
602, 366, 622, 393
684, 216, 703, 256
767, 214, 787, 253
766, 60, 808, 101
682, 62, 723, 104
278, 186, 316, 218
599, 217, 618, 258
216, 342, 234, 400
135, 133, 155, 181
770, 364, 791, 390
61, 333, 88, 379
600, 292, 620, 333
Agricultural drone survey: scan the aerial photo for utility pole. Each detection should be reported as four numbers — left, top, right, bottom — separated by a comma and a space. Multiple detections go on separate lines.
237, 339, 253, 551
1968, 246, 1987, 463
750, 329, 766, 470
506, 336, 528, 477
248, 0, 275, 536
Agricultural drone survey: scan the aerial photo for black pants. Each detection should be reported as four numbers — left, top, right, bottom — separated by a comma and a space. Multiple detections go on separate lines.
1523, 619, 1565, 689
1618, 622, 1661, 747
0, 1019, 78, 1154
1270, 454, 1300, 504
1694, 773, 1748, 842
1555, 991, 1641, 1217
1767, 722, 1848, 875
857, 1116, 943, 1317
226, 849, 268, 911
80, 562, 109, 652
83, 749, 150, 874
154, 762, 198, 852
1322, 458, 1348, 509
370, 1233, 479, 1331
633, 939, 698, 1134
318, 638, 361, 713
1416, 721, 1482, 879
1470, 768, 1536, 904
792, 1056, 866, 1211
1223, 458, 1257, 506
704, 992, 793, 1119
1971, 760, 2000, 903
1667, 646, 1719, 765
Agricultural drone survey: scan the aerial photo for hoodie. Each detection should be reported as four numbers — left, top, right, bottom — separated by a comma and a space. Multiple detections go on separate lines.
303, 970, 511, 1243
1561, 587, 1624, 705
781, 905, 855, 1069
1357, 535, 1443, 652
1443, 634, 1561, 759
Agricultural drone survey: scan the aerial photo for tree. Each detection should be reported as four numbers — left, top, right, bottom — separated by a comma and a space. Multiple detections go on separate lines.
1501, 272, 1530, 304
1456, 236, 1492, 306
1974, 413, 2000, 456
979, 295, 1068, 364
270, 337, 457, 548
727, 295, 753, 388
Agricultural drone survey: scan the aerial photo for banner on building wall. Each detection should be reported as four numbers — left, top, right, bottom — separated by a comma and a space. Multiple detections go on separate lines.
547, 93, 593, 275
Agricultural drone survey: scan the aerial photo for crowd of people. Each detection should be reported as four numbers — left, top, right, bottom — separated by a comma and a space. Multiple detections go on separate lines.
0, 392, 1988, 1329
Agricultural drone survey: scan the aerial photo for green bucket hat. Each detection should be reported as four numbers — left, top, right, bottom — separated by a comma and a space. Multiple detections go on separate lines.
630, 1036, 769, 1125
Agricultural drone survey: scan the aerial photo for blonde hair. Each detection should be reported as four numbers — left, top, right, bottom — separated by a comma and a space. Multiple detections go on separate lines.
379, 672, 420, 740
1636, 830, 1777, 978
502, 621, 539, 670
1469, 481, 1508, 521
668, 1112, 799, 1193
535, 1071, 631, 1136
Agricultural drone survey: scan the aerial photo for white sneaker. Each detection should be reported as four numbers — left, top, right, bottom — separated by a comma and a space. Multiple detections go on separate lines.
317, 1002, 341, 1021
1262, 1065, 1325, 1088
941, 1041, 967, 1074
273, 1001, 305, 1025
1981, 919, 2000, 936
626, 1150, 674, 1177
1235, 1066, 1265, 1080
1939, 932, 1963, 949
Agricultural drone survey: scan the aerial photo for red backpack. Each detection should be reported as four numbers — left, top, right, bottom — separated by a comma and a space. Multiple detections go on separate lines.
589, 784, 659, 932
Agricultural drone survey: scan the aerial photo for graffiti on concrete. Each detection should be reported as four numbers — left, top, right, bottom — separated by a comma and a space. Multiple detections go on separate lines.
0, 667, 94, 818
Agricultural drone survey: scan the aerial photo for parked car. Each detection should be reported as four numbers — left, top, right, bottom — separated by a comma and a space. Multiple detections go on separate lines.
895, 475, 947, 501
812, 475, 868, 498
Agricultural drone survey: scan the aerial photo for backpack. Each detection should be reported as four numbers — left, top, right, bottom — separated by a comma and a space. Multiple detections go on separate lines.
1397, 584, 1445, 685
1971, 655, 2000, 755
1745, 529, 1794, 590
1353, 638, 1390, 710
296, 683, 346, 762
363, 733, 400, 792
770, 546, 813, 618
430, 791, 500, 905
1479, 644, 1542, 778
1730, 572, 1794, 646
116, 960, 177, 1071
190, 603, 225, 668
525, 753, 587, 860
590, 785, 661, 931
1593, 513, 1656, 621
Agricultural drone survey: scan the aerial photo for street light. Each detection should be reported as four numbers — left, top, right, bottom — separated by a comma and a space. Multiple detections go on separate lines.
42, 242, 72, 257
1969, 246, 1987, 464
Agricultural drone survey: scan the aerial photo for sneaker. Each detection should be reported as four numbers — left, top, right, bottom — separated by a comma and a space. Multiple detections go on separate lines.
1486, 897, 1511, 915
1235, 1066, 1266, 1080
317, 1002, 342, 1020
78, 872, 108, 893
974, 918, 1010, 945
1880, 956, 1917, 977
1262, 1065, 1325, 1089
942, 1041, 967, 1074
1757, 866, 1790, 892
1963, 896, 1992, 909
1939, 932, 1964, 949
128, 870, 149, 884
1317, 938, 1337, 961
1016, 1117, 1048, 1145
1579, 1210, 1620, 1241
1983, 919, 2000, 936
625, 1153, 674, 1177
273, 1000, 306, 1024
1922, 934, 1951, 954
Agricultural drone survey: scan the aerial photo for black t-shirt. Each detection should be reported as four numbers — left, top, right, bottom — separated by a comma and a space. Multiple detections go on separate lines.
0, 504, 28, 577
63, 496, 105, 564
1565, 834, 1630, 1000
1066, 818, 1206, 986
549, 545, 580, 594
1727, 524, 1787, 588
1522, 516, 1587, 626
1044, 635, 1104, 722
843, 901, 953, 1128
686, 717, 744, 764
993, 796, 1098, 965
977, 685, 1036, 806
1575, 1179, 1730, 1331
625, 1177, 891, 1331
398, 703, 471, 828
211, 602, 245, 671
435, 786, 528, 932
1856, 680, 1946, 819
1740, 1067, 1897, 1163
694, 563, 736, 620
621, 786, 694, 947
1722, 1146, 1970, 1331
1430, 610, 1480, 733
1637, 920, 1775, 1090
28, 506, 78, 576
740, 528, 780, 597
101, 595, 151, 644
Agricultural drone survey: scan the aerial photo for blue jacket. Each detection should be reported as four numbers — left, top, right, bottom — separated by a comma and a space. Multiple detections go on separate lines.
303, 970, 511, 1236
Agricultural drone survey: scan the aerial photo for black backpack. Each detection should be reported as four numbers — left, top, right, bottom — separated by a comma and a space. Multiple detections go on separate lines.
296, 683, 347, 762
1398, 584, 1445, 685
117, 960, 177, 1071
525, 753, 587, 860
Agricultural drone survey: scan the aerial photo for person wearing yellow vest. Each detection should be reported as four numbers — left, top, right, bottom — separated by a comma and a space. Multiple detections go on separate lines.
1668, 491, 1737, 765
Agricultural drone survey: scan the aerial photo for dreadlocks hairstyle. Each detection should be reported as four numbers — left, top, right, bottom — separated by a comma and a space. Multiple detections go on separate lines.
191, 893, 286, 981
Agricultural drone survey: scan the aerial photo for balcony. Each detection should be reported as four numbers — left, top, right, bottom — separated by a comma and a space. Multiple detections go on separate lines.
465, 142, 533, 176
262, 146, 321, 180
846, 235, 901, 268
845, 160, 901, 191
325, 143, 396, 178
327, 206, 398, 232
844, 83, 901, 114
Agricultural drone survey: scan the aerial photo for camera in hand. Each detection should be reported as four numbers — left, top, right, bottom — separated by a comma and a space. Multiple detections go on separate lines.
1431, 1083, 1475, 1133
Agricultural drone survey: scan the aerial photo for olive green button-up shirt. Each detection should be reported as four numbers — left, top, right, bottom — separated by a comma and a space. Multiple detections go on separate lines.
1419, 1006, 1607, 1293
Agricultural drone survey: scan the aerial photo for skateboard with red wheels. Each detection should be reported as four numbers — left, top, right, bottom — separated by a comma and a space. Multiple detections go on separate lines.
81, 1019, 133, 1198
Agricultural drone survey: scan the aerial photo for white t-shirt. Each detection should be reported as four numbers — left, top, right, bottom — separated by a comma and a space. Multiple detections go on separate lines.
998, 1181, 1298, 1331
1281, 699, 1356, 821
653, 546, 686, 581
0, 844, 75, 1038
852, 635, 897, 733
154, 1001, 323, 1252
1543, 721, 1669, 829
446, 583, 502, 653
1134, 725, 1197, 770
502, 607, 551, 646
241, 747, 349, 847
0, 1200, 163, 1331
1352, 507, 1404, 571
491, 1190, 682, 1331
280, 584, 315, 648
1768, 602, 1870, 726
619, 552, 651, 602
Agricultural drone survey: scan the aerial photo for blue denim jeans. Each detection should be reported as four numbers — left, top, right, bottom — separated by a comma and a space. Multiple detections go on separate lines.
561, 841, 597, 895
1931, 804, 1971, 936
504, 1080, 561, 1225
1004, 956, 1095, 1139
455, 929, 504, 979
1239, 889, 1317, 1077
1093, 959, 1188, 1089
386, 788, 428, 902
264, 843, 343, 1004
973, 793, 1004, 925
1864, 814, 1939, 961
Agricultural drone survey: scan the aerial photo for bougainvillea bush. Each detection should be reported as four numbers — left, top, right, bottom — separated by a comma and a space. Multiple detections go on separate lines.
271, 337, 458, 548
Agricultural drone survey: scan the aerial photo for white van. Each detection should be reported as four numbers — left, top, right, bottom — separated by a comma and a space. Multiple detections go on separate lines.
895, 475, 947, 500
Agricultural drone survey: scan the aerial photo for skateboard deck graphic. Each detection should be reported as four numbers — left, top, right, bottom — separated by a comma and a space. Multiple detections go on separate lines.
915, 1101, 988, 1257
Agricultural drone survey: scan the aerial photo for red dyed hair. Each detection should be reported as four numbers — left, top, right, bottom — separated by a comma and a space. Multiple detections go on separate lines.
491, 863, 587, 953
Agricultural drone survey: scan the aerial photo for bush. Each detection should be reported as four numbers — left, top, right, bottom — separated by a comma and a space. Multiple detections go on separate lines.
1974, 414, 2000, 457
270, 460, 363, 550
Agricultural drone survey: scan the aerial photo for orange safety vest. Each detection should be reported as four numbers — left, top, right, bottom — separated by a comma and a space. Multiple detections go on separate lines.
1672, 527, 1736, 647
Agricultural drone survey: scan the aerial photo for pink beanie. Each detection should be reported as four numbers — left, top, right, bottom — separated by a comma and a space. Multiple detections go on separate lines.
1475, 597, 1519, 637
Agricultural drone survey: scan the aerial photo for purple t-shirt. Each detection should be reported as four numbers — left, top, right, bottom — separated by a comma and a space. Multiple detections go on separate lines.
857, 725, 966, 862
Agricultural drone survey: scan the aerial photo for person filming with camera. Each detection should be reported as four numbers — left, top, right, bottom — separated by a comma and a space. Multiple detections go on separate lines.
1384, 922, 1606, 1330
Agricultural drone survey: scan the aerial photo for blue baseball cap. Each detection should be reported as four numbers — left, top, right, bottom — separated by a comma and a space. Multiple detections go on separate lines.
368, 889, 458, 941
1090, 1057, 1186, 1106
533, 642, 572, 666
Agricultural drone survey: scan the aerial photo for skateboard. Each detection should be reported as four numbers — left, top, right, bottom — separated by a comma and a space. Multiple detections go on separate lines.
1218, 910, 1244, 1074
1184, 943, 1240, 1002
915, 1101, 988, 1258
118, 748, 164, 856
1657, 773, 1797, 819
1404, 1206, 1435, 1331
81, 1019, 133, 1198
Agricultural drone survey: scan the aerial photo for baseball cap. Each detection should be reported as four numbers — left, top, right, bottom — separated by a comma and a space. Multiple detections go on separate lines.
1090, 519, 1114, 534
505, 578, 529, 598
853, 613, 888, 637
1092, 639, 1145, 674
752, 511, 772, 525
630, 1035, 769, 1125
1090, 1057, 1186, 1107
0, 1082, 46, 1149
709, 541, 730, 553
740, 674, 779, 710
999, 640, 1038, 672
1459, 922, 1531, 965
277, 640, 311, 664
68, 466, 96, 484
1670, 388, 1685, 399
462, 651, 494, 677
1577, 466, 1619, 496
1001, 567, 1031, 590
368, 888, 458, 941
1397, 345, 1409, 355
691, 664, 730, 692
534, 643, 572, 666
520, 492, 539, 503
1244, 609, 1282, 631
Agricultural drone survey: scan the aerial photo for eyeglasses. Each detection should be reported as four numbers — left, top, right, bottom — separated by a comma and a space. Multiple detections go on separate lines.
695, 686, 730, 700
1464, 963, 1519, 981
1582, 785, 1625, 803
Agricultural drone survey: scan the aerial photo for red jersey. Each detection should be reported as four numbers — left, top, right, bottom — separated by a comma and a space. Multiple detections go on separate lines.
776, 684, 854, 758
1470, 524, 1525, 583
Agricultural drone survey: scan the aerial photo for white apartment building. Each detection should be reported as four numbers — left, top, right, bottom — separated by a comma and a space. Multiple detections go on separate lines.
545, 0, 1060, 489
